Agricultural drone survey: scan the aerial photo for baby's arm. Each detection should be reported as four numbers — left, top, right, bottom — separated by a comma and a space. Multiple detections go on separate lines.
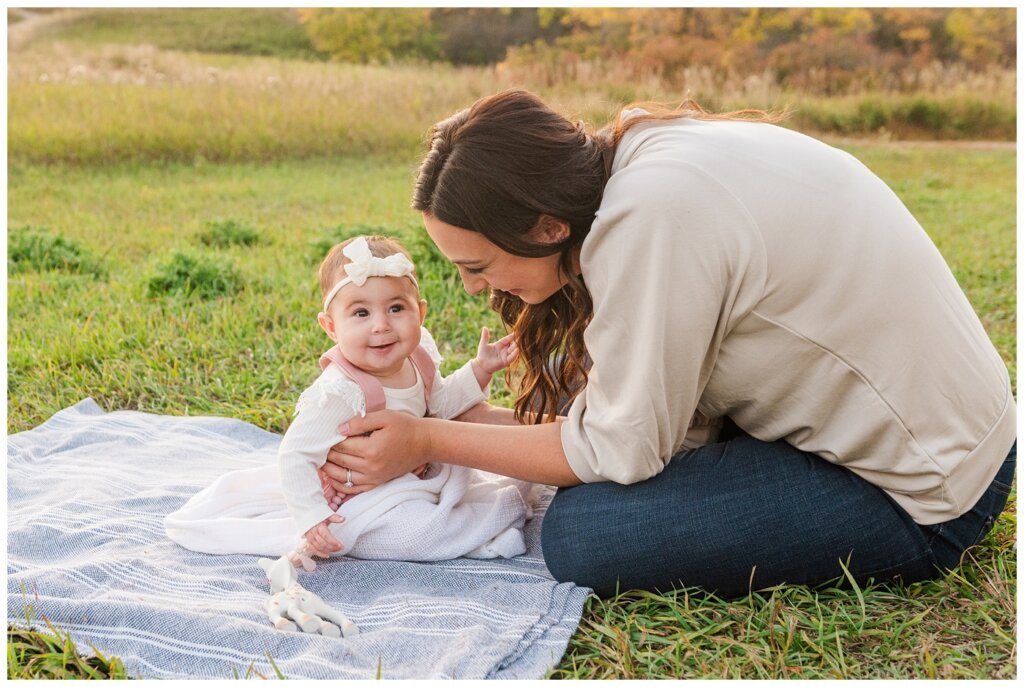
420, 326, 518, 421
279, 377, 364, 556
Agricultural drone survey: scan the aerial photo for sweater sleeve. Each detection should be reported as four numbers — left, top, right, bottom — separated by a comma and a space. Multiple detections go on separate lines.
278, 373, 364, 536
420, 327, 488, 420
560, 160, 766, 483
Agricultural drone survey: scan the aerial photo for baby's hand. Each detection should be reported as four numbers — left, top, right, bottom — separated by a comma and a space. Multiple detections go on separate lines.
303, 515, 345, 559
473, 326, 518, 376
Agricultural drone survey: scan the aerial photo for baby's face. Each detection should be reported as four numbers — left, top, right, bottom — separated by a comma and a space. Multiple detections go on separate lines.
324, 275, 425, 379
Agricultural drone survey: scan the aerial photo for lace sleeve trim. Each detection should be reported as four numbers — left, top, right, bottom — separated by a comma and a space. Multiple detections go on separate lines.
294, 375, 367, 417
419, 326, 443, 367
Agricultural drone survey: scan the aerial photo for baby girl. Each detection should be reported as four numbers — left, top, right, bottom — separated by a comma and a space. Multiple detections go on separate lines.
165, 235, 533, 566
279, 235, 530, 564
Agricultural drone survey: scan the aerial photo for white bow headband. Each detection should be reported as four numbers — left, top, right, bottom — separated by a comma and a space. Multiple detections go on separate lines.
322, 236, 418, 312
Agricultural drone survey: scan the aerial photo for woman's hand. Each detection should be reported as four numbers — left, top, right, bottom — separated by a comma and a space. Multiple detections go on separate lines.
322, 410, 432, 494
317, 467, 348, 510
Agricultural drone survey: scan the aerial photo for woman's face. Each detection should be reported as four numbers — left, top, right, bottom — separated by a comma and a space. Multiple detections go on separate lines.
423, 214, 570, 305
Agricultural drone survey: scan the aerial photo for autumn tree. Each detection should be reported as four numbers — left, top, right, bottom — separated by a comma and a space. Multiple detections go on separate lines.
430, 8, 566, 65
503, 7, 1014, 94
946, 8, 1016, 67
298, 8, 439, 63
297, 7, 1015, 93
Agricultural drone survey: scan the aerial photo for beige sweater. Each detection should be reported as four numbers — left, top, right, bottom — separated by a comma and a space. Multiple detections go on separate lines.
560, 117, 1015, 525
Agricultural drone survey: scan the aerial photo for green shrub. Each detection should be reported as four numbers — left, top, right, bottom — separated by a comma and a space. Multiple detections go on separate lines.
949, 98, 1008, 134
790, 95, 1015, 139
8, 227, 106, 276
854, 98, 887, 133
902, 97, 945, 132
197, 219, 261, 248
147, 251, 243, 299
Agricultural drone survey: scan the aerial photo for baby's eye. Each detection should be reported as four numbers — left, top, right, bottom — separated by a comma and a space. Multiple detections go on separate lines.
389, 304, 405, 313
354, 309, 369, 317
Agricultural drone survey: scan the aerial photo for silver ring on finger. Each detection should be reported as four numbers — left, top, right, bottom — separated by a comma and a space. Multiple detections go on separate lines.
344, 468, 354, 489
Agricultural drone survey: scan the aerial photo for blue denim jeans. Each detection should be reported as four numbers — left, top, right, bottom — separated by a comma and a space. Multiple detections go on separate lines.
542, 431, 1015, 598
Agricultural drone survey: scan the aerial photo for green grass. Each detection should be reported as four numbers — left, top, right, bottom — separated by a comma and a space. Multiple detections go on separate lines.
8, 605, 130, 679
6, 157, 507, 434
549, 537, 1016, 679
196, 218, 263, 248
146, 251, 244, 299
7, 143, 1016, 678
8, 226, 107, 276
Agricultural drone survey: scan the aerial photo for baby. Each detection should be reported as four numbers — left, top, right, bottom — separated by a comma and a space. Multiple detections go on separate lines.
279, 235, 529, 565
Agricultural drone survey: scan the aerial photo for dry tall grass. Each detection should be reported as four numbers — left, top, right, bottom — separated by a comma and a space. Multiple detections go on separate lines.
8, 42, 1015, 165
9, 43, 510, 162
499, 50, 1016, 100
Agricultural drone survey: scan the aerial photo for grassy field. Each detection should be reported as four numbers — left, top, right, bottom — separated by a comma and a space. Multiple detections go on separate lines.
7, 157, 509, 434
8, 30, 1015, 168
7, 143, 1017, 679
7, 11, 1017, 680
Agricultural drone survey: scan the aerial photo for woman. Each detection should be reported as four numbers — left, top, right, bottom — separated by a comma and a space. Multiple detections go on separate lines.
322, 89, 1016, 598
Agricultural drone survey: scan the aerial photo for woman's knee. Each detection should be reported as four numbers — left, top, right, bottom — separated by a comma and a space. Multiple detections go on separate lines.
539, 487, 580, 584
540, 485, 618, 590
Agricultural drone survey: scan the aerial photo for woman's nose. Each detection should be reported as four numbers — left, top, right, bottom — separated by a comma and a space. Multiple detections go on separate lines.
461, 273, 487, 296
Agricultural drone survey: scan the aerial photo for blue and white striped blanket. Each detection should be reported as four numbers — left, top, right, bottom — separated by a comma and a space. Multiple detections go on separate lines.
7, 399, 589, 679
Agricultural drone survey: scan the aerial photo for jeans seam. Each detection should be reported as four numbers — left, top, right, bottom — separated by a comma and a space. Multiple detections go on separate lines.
989, 480, 1012, 497
928, 522, 943, 544
972, 515, 997, 547
857, 547, 934, 579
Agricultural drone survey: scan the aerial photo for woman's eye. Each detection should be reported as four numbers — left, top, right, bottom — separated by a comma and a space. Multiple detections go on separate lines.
464, 266, 485, 275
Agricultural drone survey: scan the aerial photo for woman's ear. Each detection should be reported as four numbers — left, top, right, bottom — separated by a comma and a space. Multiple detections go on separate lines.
317, 311, 337, 342
534, 215, 571, 245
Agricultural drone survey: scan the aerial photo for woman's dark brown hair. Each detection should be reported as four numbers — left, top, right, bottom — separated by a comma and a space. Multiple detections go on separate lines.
412, 89, 780, 422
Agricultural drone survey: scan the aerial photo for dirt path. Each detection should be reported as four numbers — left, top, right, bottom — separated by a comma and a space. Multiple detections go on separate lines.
8, 8, 85, 51
824, 135, 1015, 151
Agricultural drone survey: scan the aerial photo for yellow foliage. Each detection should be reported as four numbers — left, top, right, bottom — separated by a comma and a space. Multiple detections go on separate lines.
899, 27, 932, 45
946, 8, 1015, 66
810, 8, 872, 35
299, 8, 435, 64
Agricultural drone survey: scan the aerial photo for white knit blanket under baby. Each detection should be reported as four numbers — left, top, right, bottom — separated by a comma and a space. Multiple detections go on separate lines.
6, 399, 589, 679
